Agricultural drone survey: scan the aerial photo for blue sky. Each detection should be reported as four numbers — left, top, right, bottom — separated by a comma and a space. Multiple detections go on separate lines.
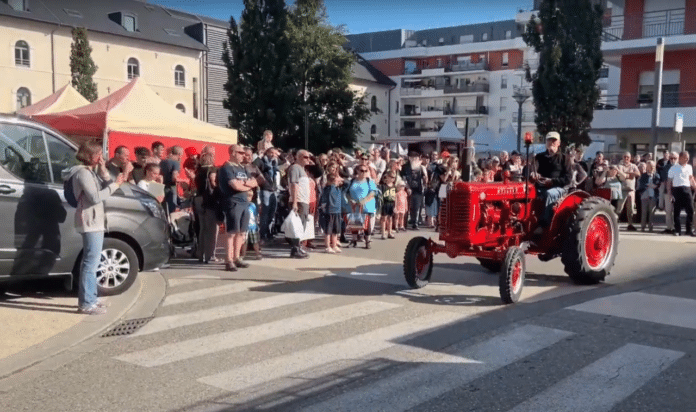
155, 0, 534, 34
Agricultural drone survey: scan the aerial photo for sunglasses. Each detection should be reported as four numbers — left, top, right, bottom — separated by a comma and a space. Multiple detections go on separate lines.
358, 169, 368, 173
236, 151, 246, 154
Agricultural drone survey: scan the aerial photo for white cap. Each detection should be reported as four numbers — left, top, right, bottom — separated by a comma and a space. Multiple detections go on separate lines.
545, 131, 561, 141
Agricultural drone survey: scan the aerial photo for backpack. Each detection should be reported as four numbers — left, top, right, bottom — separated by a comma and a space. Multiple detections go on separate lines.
64, 175, 79, 208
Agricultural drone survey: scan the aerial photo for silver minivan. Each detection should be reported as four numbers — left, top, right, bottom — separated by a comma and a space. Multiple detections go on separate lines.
0, 114, 170, 296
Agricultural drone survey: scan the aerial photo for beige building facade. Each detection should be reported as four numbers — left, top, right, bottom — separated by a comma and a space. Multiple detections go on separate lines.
1, 1, 208, 118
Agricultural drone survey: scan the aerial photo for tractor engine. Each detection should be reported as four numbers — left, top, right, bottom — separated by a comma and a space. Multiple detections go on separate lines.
439, 182, 536, 248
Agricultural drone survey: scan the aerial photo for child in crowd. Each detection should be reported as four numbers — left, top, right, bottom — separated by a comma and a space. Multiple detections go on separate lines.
137, 163, 165, 203
394, 181, 408, 232
243, 190, 262, 260
379, 172, 397, 239
319, 173, 344, 254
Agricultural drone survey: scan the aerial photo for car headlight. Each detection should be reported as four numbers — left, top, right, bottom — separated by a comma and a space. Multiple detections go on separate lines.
140, 198, 167, 220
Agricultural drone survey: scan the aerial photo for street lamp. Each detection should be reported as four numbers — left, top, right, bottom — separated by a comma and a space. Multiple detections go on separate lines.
513, 85, 531, 152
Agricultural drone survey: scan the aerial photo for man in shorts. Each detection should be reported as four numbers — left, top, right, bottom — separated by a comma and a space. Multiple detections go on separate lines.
288, 150, 312, 258
218, 144, 258, 271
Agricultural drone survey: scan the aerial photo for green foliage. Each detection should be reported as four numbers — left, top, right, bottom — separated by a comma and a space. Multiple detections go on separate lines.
523, 0, 604, 147
222, 0, 295, 147
69, 27, 98, 102
223, 0, 370, 152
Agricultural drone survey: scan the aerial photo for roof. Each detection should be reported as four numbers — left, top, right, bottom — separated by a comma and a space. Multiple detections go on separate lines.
436, 117, 464, 141
32, 77, 237, 146
17, 83, 90, 116
352, 54, 396, 87
0, 0, 207, 51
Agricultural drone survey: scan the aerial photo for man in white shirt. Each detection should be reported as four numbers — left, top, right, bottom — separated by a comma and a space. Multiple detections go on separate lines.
667, 151, 695, 236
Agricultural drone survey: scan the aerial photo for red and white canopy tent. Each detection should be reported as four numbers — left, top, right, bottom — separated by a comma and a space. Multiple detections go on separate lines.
32, 77, 237, 165
17, 83, 90, 116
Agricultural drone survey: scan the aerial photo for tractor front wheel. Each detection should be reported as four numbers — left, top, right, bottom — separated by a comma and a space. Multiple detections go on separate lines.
561, 198, 619, 285
499, 247, 525, 304
404, 237, 433, 289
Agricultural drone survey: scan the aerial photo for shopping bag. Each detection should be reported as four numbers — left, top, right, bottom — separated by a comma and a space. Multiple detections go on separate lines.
281, 210, 305, 240
345, 212, 368, 232
301, 214, 315, 241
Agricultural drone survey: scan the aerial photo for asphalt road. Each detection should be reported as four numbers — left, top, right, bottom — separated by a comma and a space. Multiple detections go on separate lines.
1, 229, 695, 412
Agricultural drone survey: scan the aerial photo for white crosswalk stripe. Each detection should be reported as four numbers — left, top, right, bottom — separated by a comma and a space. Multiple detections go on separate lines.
162, 281, 274, 306
567, 292, 696, 330
115, 300, 400, 367
134, 291, 330, 336
301, 325, 573, 412
167, 275, 220, 287
509, 343, 684, 412
118, 280, 692, 411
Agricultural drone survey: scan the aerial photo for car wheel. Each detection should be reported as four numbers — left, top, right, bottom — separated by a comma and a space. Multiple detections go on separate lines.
97, 238, 139, 296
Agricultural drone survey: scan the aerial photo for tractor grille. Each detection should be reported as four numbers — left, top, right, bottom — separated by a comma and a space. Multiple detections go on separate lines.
444, 191, 471, 237
438, 199, 447, 234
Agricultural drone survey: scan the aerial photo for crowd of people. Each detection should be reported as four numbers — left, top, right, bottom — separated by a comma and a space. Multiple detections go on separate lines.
100, 130, 696, 275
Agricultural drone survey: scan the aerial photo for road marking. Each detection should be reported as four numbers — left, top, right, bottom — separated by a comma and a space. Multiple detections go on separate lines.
567, 292, 696, 330
114, 301, 400, 367
167, 275, 221, 287
301, 325, 573, 412
133, 292, 329, 337
162, 281, 273, 306
509, 343, 684, 412
197, 311, 466, 393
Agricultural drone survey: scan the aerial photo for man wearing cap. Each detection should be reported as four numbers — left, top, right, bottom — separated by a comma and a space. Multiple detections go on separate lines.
615, 151, 641, 231
531, 131, 572, 233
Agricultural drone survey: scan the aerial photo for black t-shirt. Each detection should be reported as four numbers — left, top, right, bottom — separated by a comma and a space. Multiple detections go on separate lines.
218, 162, 250, 203
159, 158, 180, 187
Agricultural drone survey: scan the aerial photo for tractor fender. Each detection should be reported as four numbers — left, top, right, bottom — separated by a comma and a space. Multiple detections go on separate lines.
547, 190, 592, 240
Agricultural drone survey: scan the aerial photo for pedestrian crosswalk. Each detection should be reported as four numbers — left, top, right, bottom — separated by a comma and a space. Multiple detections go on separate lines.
112, 281, 693, 411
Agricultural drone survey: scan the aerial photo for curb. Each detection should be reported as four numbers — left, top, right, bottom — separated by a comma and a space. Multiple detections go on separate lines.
0, 270, 166, 392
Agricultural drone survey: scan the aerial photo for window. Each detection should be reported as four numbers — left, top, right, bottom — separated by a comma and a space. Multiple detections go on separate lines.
123, 14, 136, 32
16, 87, 31, 110
127, 58, 139, 79
15, 41, 30, 67
163, 28, 180, 36
174, 65, 185, 87
505, 30, 512, 39
0, 124, 51, 183
501, 75, 508, 89
599, 65, 609, 78
370, 95, 377, 112
395, 101, 399, 114
438, 38, 444, 45
482, 33, 488, 41
176, 104, 186, 113
370, 125, 377, 135
499, 120, 506, 133
63, 8, 82, 18
500, 97, 508, 112
436, 58, 443, 68
459, 34, 474, 44
502, 52, 509, 67
45, 132, 79, 183
8, 0, 29, 12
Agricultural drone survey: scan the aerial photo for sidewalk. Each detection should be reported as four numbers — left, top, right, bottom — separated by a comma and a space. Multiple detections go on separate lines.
0, 271, 165, 385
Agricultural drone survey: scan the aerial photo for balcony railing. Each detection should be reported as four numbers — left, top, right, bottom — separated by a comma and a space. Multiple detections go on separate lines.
594, 92, 696, 110
443, 83, 490, 94
602, 8, 689, 41
513, 112, 535, 123
403, 60, 489, 75
401, 106, 489, 116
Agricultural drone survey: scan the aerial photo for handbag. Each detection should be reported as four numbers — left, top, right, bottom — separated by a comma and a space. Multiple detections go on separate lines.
281, 210, 305, 240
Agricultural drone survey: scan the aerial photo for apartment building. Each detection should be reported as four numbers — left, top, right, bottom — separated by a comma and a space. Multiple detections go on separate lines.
346, 20, 538, 152
1, 0, 233, 126
589, 0, 696, 155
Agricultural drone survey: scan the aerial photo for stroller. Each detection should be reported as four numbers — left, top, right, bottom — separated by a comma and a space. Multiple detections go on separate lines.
166, 205, 198, 258
345, 207, 370, 248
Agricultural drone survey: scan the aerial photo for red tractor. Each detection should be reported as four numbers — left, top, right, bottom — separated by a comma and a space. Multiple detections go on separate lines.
403, 164, 619, 304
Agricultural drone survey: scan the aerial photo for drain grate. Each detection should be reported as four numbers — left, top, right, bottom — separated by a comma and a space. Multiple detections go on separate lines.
101, 317, 153, 337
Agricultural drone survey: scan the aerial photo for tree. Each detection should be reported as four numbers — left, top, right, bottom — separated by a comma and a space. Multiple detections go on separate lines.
523, 0, 604, 147
286, 0, 370, 153
222, 0, 295, 147
69, 27, 98, 102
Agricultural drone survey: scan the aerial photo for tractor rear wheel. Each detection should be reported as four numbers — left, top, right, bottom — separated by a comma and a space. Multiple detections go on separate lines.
477, 258, 502, 273
561, 198, 618, 285
499, 247, 525, 304
404, 237, 433, 289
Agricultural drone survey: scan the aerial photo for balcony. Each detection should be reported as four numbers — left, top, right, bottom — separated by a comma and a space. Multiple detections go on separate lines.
447, 60, 489, 73
443, 83, 490, 94
403, 60, 489, 75
602, 8, 689, 42
594, 92, 696, 110
401, 106, 489, 117
512, 112, 535, 123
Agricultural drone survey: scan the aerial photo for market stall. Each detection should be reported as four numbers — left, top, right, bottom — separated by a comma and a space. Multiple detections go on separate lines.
17, 83, 90, 116
32, 77, 237, 165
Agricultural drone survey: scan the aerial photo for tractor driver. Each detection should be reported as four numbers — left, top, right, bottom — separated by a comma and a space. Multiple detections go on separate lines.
531, 131, 572, 234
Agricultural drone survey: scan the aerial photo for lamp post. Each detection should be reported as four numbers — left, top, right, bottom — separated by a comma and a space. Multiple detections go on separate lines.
513, 85, 531, 152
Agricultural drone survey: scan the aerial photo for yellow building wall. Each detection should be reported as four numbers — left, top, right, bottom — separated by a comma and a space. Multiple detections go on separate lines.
1, 16, 202, 116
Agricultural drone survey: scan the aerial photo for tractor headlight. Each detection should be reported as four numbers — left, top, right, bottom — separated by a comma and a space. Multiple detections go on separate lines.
140, 198, 167, 221
479, 192, 486, 201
